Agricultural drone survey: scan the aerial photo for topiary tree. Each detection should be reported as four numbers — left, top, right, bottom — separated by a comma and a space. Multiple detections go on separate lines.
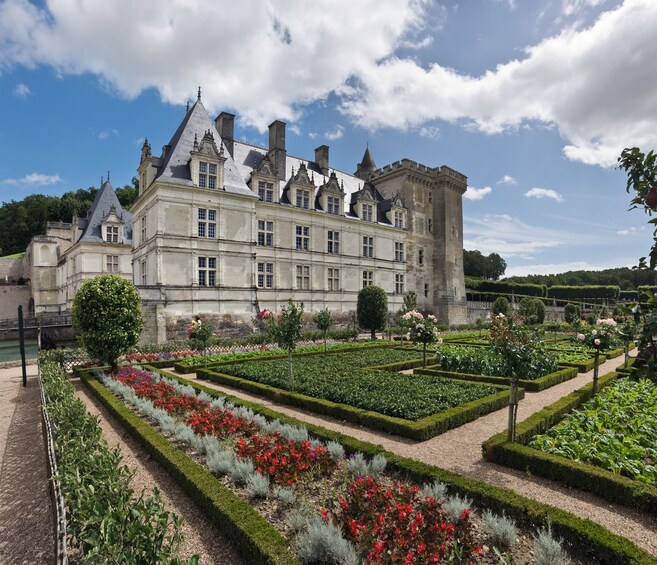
357, 285, 388, 340
491, 296, 512, 318
564, 303, 580, 325
519, 297, 545, 325
72, 275, 143, 372
314, 308, 332, 354
267, 300, 304, 388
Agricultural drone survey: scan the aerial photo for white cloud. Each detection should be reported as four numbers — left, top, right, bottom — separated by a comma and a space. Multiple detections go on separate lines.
288, 124, 302, 136
464, 186, 492, 201
617, 227, 638, 235
497, 174, 517, 185
339, 0, 657, 167
505, 256, 638, 277
1, 172, 62, 186
325, 125, 344, 141
97, 129, 118, 140
525, 187, 564, 202
418, 125, 440, 138
308, 132, 318, 140
12, 82, 30, 96
561, 0, 607, 17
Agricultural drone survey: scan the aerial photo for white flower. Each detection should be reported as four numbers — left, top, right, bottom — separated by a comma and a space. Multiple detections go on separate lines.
436, 338, 443, 346
591, 329, 597, 336
416, 323, 423, 329
497, 313, 506, 319
405, 332, 411, 340
402, 312, 411, 321
428, 315, 436, 321
594, 338, 601, 346
577, 333, 585, 341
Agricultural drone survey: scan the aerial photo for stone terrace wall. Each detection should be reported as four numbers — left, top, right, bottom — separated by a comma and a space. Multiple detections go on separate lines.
0, 286, 31, 319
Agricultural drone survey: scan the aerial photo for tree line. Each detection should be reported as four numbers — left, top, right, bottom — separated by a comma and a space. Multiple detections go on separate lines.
504, 267, 657, 291
0, 179, 137, 256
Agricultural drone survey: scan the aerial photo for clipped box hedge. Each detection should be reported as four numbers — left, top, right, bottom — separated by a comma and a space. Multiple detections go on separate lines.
145, 367, 657, 565
415, 365, 578, 392
482, 372, 657, 514
197, 366, 515, 441
80, 372, 298, 565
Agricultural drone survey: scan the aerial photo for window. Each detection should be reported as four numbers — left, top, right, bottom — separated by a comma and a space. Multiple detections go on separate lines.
428, 219, 432, 233
105, 225, 119, 243
362, 270, 373, 288
395, 273, 405, 294
327, 196, 341, 215
394, 211, 404, 229
296, 189, 310, 209
199, 161, 207, 188
198, 256, 217, 286
208, 163, 217, 189
257, 220, 274, 246
362, 236, 373, 258
295, 225, 310, 251
198, 208, 216, 238
141, 260, 147, 286
361, 203, 373, 222
424, 283, 429, 298
140, 216, 146, 244
395, 241, 405, 262
418, 248, 424, 265
257, 262, 274, 288
258, 181, 274, 202
327, 268, 340, 291
296, 265, 310, 290
327, 230, 340, 254
106, 255, 119, 273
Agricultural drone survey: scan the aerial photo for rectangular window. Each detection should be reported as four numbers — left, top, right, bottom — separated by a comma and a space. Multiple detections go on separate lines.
395, 273, 405, 294
418, 248, 424, 265
296, 189, 310, 209
106, 225, 119, 243
361, 203, 373, 222
208, 163, 217, 189
141, 260, 146, 286
258, 181, 274, 202
394, 211, 404, 229
296, 265, 310, 290
362, 270, 373, 288
362, 236, 374, 258
140, 216, 146, 244
295, 225, 310, 251
106, 255, 119, 273
198, 208, 216, 238
199, 161, 207, 188
257, 220, 274, 246
424, 283, 429, 298
395, 241, 405, 262
428, 219, 432, 233
327, 267, 340, 291
198, 256, 217, 287
257, 262, 274, 288
327, 230, 340, 254
327, 195, 341, 215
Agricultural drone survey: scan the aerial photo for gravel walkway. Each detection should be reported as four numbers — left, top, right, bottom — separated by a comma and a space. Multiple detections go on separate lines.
0, 365, 53, 565
174, 354, 657, 558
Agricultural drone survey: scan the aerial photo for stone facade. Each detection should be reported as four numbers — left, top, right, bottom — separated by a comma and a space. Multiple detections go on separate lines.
132, 98, 467, 342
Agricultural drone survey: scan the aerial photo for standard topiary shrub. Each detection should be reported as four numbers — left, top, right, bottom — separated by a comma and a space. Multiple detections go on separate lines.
519, 297, 545, 325
357, 285, 388, 340
72, 274, 143, 371
564, 303, 580, 324
491, 296, 513, 318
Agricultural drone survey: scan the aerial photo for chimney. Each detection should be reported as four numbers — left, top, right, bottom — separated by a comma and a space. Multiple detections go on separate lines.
215, 112, 235, 157
268, 120, 287, 181
315, 145, 329, 176
161, 144, 170, 159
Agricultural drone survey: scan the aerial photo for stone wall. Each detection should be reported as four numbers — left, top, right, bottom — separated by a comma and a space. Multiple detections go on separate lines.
0, 286, 32, 319
465, 301, 564, 324
0, 256, 27, 282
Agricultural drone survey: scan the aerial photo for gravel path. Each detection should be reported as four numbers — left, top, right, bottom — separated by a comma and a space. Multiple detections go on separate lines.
0, 365, 53, 565
174, 354, 657, 558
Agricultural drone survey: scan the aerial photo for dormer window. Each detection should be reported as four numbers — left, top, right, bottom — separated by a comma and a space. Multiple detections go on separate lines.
191, 130, 226, 190
105, 225, 120, 243
198, 162, 217, 189
259, 181, 274, 202
394, 211, 405, 229
296, 189, 311, 209
327, 196, 341, 215
361, 203, 374, 222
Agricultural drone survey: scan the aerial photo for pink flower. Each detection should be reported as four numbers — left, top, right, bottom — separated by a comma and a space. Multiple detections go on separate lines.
436, 338, 443, 346
594, 338, 601, 346
577, 333, 585, 341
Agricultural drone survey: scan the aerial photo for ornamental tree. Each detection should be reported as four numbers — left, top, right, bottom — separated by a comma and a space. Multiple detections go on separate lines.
314, 308, 332, 353
267, 300, 304, 388
72, 275, 143, 371
401, 310, 442, 367
357, 285, 388, 340
576, 318, 619, 395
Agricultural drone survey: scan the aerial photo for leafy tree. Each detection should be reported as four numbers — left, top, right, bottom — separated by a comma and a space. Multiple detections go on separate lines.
463, 250, 507, 280
401, 291, 417, 314
401, 310, 441, 367
487, 253, 507, 280
72, 275, 143, 371
564, 303, 580, 325
268, 300, 304, 388
189, 316, 214, 357
519, 297, 545, 325
314, 308, 332, 353
357, 285, 388, 340
491, 297, 512, 318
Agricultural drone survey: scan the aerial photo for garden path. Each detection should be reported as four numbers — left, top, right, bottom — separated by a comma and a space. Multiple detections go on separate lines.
174, 354, 657, 558
0, 364, 53, 565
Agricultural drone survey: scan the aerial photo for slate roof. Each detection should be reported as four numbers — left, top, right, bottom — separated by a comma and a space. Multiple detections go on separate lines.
155, 101, 255, 197
78, 180, 132, 243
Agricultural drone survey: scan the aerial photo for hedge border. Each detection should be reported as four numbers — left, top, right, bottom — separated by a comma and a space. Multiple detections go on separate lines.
79, 372, 298, 565
481, 372, 657, 515
414, 365, 578, 392
196, 366, 515, 441
152, 367, 657, 565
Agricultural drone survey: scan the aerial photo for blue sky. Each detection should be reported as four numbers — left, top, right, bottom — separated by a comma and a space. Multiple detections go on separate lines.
1, 0, 655, 276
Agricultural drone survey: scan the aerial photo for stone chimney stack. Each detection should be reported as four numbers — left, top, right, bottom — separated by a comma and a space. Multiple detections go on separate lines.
268, 120, 287, 181
215, 112, 235, 157
315, 145, 329, 176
